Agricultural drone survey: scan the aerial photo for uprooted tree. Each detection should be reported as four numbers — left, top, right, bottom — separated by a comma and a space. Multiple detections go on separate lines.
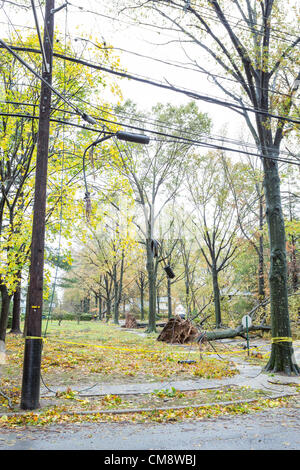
157, 316, 199, 344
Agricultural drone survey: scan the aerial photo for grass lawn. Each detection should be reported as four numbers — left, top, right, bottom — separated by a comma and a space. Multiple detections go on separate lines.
2, 320, 238, 387
0, 320, 296, 427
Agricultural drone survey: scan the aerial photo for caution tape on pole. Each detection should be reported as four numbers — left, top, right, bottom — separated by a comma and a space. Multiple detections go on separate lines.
271, 337, 293, 343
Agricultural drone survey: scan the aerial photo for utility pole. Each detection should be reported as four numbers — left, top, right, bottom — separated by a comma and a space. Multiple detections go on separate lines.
20, 0, 55, 410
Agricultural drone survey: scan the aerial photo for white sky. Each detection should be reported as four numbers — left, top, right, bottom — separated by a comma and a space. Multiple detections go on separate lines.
0, 0, 245, 141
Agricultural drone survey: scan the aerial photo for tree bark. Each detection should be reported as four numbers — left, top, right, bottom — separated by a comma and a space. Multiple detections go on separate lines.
146, 238, 156, 332
156, 287, 160, 317
262, 157, 299, 375
113, 262, 119, 324
98, 295, 102, 319
167, 278, 172, 319
212, 265, 222, 328
140, 283, 145, 320
10, 274, 22, 334
203, 324, 270, 341
0, 284, 12, 342
258, 195, 265, 300
289, 235, 298, 292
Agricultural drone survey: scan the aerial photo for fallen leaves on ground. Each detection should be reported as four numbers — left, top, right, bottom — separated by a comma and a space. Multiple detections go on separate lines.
0, 321, 293, 428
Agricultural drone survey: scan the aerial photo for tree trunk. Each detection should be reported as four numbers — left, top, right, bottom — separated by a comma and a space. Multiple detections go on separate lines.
10, 274, 22, 335
146, 238, 156, 332
113, 263, 119, 324
289, 235, 298, 292
113, 295, 119, 324
98, 295, 102, 319
203, 324, 270, 341
140, 284, 144, 320
156, 287, 160, 317
0, 284, 12, 342
262, 157, 299, 375
185, 279, 190, 316
212, 265, 222, 328
167, 278, 172, 319
258, 195, 265, 300
106, 298, 111, 322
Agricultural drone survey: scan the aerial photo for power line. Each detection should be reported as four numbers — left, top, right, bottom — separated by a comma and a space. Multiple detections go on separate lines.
75, 37, 300, 102
1, 5, 299, 124
70, 95, 296, 158
0, 38, 98, 125
1, 110, 299, 167
155, 0, 300, 45
2, 1, 299, 111
1, 16, 298, 102
91, 114, 300, 167
2, 43, 300, 126
0, 110, 99, 133
1, 97, 295, 158
1, 18, 299, 162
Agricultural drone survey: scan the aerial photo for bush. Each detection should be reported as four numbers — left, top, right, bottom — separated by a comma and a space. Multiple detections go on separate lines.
51, 311, 94, 321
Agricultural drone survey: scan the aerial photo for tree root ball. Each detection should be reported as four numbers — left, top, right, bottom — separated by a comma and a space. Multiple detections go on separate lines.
123, 313, 138, 329
157, 316, 199, 344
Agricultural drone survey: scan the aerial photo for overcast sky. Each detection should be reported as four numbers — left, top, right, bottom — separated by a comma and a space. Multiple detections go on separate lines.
0, 0, 245, 140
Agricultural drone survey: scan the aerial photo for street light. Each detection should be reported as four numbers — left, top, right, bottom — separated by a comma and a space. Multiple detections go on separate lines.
83, 130, 150, 215
115, 131, 150, 144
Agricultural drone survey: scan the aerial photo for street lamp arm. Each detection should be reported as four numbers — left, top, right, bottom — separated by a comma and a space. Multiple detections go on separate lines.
83, 133, 114, 197
83, 130, 150, 200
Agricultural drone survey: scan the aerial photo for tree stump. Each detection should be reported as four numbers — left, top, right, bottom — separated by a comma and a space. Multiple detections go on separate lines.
157, 316, 199, 344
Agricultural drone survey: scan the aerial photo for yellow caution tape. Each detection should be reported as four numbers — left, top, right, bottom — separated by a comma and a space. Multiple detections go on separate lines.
271, 337, 293, 343
49, 339, 157, 354
45, 338, 262, 357
25, 336, 43, 340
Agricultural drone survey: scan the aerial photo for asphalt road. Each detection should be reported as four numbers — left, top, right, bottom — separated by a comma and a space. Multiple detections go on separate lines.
0, 405, 299, 452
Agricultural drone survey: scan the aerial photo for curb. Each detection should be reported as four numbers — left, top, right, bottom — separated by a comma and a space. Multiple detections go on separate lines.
0, 392, 298, 418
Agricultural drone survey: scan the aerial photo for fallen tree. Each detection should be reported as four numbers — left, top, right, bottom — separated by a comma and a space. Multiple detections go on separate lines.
200, 299, 271, 342
157, 299, 273, 344
201, 323, 271, 342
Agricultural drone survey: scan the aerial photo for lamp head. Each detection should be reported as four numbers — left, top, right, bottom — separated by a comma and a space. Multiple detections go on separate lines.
116, 131, 150, 145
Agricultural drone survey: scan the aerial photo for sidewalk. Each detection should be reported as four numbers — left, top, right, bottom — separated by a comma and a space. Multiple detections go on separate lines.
40, 340, 300, 399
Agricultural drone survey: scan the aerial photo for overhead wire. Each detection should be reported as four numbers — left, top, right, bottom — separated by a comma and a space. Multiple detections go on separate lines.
1, 96, 296, 159
0, 108, 299, 167
1, 23, 299, 103
0, 5, 298, 103
152, 0, 300, 45
43, 0, 69, 339
1, 2, 300, 117
0, 4, 299, 167
2, 40, 300, 127
68, 94, 297, 158
1, 1, 299, 125
75, 37, 300, 102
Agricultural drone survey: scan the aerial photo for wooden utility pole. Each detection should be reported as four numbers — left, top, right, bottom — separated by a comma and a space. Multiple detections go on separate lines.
21, 0, 55, 410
